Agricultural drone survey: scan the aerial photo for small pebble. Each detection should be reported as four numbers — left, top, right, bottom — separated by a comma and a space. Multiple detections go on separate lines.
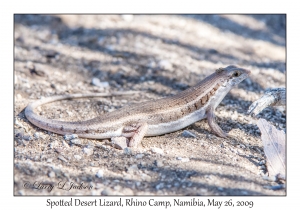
158, 60, 172, 71
44, 50, 59, 59
58, 155, 68, 163
123, 147, 132, 155
55, 148, 63, 153
33, 132, 40, 139
174, 182, 180, 187
48, 171, 55, 178
121, 14, 134, 22
95, 143, 103, 148
71, 139, 82, 145
151, 147, 164, 155
262, 175, 278, 182
50, 83, 56, 89
176, 157, 190, 162
96, 169, 104, 178
259, 160, 266, 165
15, 119, 24, 128
105, 45, 114, 51
49, 141, 58, 149
92, 78, 109, 88
122, 188, 134, 195
101, 144, 107, 149
24, 83, 31, 89
23, 135, 32, 141
156, 183, 164, 190
16, 93, 23, 100
156, 160, 164, 167
74, 155, 82, 160
258, 170, 266, 175
62, 140, 70, 148
87, 142, 94, 148
15, 129, 24, 138
101, 188, 115, 196
123, 174, 133, 180
127, 164, 139, 174
83, 147, 93, 156
114, 185, 121, 191
182, 130, 197, 138
200, 188, 208, 193
111, 136, 128, 150
136, 154, 144, 159
121, 99, 128, 103
239, 144, 246, 149
241, 190, 249, 195
259, 165, 266, 170
141, 173, 151, 182
64, 134, 78, 140
95, 183, 104, 189
26, 61, 35, 70
18, 190, 25, 195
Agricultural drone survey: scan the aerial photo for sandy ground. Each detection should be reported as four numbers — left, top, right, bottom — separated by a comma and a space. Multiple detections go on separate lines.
14, 14, 286, 195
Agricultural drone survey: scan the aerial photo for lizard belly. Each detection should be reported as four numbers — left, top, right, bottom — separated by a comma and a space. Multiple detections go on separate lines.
146, 107, 207, 136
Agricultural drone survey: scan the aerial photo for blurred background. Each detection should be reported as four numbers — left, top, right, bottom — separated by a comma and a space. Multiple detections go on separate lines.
14, 14, 285, 94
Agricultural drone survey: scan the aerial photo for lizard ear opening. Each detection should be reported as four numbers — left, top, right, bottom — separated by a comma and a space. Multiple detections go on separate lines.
216, 68, 224, 73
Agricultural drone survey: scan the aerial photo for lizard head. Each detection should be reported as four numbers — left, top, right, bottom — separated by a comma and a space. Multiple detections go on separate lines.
216, 65, 251, 87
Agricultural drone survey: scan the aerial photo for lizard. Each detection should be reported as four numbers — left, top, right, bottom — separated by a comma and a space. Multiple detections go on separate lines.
25, 65, 250, 148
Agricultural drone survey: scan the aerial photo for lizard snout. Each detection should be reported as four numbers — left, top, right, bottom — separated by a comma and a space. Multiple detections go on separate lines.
244, 69, 251, 75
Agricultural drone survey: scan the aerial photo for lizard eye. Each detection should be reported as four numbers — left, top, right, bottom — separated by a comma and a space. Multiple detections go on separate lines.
232, 71, 240, 77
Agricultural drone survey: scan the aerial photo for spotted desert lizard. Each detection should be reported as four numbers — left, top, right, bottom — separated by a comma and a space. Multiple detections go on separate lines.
25, 65, 250, 148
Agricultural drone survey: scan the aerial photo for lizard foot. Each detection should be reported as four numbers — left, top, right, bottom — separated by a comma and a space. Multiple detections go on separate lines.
206, 106, 227, 139
122, 122, 148, 148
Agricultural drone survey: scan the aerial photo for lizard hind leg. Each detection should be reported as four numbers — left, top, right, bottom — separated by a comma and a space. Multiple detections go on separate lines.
206, 106, 228, 138
122, 122, 148, 148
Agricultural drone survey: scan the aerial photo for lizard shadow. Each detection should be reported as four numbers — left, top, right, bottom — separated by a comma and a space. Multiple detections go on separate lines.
13, 151, 268, 195
135, 165, 266, 195
190, 121, 265, 159
60, 23, 286, 74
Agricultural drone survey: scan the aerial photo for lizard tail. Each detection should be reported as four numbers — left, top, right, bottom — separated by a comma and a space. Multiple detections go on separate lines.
24, 91, 138, 135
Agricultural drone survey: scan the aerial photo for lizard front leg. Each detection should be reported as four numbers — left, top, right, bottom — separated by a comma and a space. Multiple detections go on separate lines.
206, 106, 227, 138
122, 122, 148, 148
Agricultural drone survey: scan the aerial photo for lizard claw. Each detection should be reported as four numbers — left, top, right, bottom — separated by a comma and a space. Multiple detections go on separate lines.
216, 131, 228, 139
